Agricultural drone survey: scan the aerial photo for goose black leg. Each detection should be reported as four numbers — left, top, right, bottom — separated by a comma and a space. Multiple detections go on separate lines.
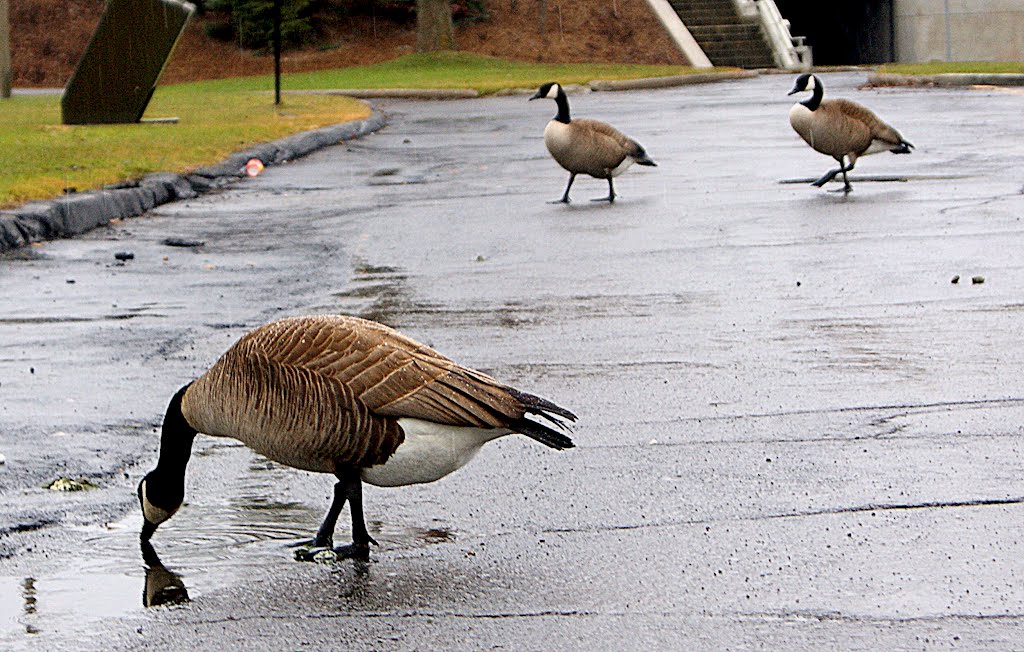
550, 173, 576, 204
338, 472, 378, 558
813, 157, 855, 191
838, 166, 853, 193
294, 470, 377, 561
812, 167, 842, 187
591, 177, 616, 203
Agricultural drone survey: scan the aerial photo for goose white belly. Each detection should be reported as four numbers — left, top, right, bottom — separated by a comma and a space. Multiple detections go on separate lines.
360, 418, 507, 487
862, 138, 893, 156
789, 103, 816, 146
543, 120, 575, 163
609, 156, 635, 177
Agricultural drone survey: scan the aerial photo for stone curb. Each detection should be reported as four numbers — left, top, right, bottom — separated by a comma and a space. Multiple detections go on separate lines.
0, 110, 387, 254
286, 88, 480, 99
866, 72, 1024, 88
589, 70, 760, 91
282, 72, 760, 100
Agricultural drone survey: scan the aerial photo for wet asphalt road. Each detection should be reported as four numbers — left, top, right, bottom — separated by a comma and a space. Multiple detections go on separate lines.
2, 72, 1024, 650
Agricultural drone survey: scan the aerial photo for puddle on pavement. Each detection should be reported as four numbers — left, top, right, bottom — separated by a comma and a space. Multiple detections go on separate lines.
0, 446, 456, 647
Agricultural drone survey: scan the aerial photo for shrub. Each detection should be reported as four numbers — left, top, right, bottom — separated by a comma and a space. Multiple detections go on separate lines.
204, 0, 321, 50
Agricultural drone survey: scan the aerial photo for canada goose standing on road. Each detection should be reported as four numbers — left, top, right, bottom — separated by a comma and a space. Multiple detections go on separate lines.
788, 73, 913, 193
138, 314, 576, 560
530, 82, 656, 203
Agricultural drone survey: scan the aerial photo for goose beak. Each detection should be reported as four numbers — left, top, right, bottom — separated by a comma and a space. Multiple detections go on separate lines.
529, 90, 542, 101
787, 87, 800, 96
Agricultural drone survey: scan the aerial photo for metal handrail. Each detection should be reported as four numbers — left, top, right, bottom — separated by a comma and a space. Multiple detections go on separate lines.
733, 0, 811, 70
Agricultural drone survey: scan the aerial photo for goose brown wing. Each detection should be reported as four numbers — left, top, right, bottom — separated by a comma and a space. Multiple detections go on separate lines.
238, 315, 563, 428
830, 99, 907, 147
571, 119, 637, 170
184, 340, 403, 469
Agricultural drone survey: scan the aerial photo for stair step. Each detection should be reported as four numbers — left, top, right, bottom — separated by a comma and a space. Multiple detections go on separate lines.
688, 24, 763, 38
669, 1, 744, 25
668, 0, 778, 69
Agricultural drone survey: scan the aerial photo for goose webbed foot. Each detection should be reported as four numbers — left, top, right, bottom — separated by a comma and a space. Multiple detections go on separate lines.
294, 471, 378, 562
590, 178, 616, 202
829, 184, 853, 194
811, 169, 841, 187
293, 541, 373, 562
550, 173, 576, 204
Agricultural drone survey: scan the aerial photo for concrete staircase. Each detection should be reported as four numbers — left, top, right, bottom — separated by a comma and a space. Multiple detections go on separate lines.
669, 0, 775, 68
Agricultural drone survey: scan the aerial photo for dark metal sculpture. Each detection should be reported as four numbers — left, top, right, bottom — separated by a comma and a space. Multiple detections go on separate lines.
62, 0, 195, 125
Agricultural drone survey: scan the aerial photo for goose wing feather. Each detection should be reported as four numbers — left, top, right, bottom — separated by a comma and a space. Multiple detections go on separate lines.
190, 314, 572, 432
183, 335, 403, 470
828, 99, 908, 148
565, 119, 638, 173
183, 315, 576, 468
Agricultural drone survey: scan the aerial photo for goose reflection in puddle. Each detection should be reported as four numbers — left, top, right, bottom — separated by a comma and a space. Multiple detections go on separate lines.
140, 541, 190, 608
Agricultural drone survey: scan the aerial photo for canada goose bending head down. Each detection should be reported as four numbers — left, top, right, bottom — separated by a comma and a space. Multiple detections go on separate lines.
788, 73, 913, 193
530, 82, 656, 204
138, 315, 576, 561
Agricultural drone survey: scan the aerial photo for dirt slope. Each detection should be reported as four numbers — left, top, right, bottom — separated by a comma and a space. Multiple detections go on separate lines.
9, 0, 685, 88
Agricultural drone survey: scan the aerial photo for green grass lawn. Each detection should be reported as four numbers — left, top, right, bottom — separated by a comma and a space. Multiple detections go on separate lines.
0, 52, 721, 209
0, 90, 370, 209
877, 62, 1024, 75
193, 52, 723, 94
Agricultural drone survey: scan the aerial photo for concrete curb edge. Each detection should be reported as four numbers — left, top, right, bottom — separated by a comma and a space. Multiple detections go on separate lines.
0, 109, 388, 254
589, 70, 760, 91
865, 72, 1024, 88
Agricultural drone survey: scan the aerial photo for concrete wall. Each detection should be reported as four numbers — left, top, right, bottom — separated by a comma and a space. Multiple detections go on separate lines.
895, 0, 1024, 62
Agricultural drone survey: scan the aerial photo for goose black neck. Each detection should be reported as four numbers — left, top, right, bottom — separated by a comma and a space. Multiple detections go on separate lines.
155, 383, 198, 474
801, 81, 823, 111
553, 89, 571, 124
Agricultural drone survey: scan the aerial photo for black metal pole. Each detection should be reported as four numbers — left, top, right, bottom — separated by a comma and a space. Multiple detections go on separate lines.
273, 0, 282, 105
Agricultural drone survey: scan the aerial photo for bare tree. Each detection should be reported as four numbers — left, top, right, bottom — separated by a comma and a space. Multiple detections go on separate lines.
416, 0, 455, 52
1, 0, 11, 99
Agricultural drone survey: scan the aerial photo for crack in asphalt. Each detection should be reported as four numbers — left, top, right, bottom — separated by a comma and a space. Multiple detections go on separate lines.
187, 609, 598, 626
764, 496, 1024, 519
543, 496, 1024, 535
177, 607, 1024, 628
937, 190, 1024, 215
748, 609, 1024, 624
687, 397, 1024, 424
581, 429, 1020, 451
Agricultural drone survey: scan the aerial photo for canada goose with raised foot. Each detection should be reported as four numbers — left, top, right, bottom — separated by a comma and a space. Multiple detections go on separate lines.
530, 82, 656, 204
788, 73, 913, 193
138, 314, 576, 561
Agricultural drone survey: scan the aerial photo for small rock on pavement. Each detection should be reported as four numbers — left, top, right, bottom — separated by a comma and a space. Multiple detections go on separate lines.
46, 477, 98, 492
114, 251, 135, 261
972, 275, 985, 284
162, 237, 205, 248
0, 452, 6, 465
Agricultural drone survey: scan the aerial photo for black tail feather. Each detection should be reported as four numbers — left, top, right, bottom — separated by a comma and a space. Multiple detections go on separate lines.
508, 388, 578, 425
891, 141, 913, 154
511, 417, 575, 450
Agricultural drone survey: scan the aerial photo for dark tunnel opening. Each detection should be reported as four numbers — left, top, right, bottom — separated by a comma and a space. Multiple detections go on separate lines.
776, 0, 896, 65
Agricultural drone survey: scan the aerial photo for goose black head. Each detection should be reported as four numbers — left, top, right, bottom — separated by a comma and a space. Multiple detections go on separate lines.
787, 73, 818, 96
139, 382, 198, 542
529, 82, 562, 101
138, 471, 184, 542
